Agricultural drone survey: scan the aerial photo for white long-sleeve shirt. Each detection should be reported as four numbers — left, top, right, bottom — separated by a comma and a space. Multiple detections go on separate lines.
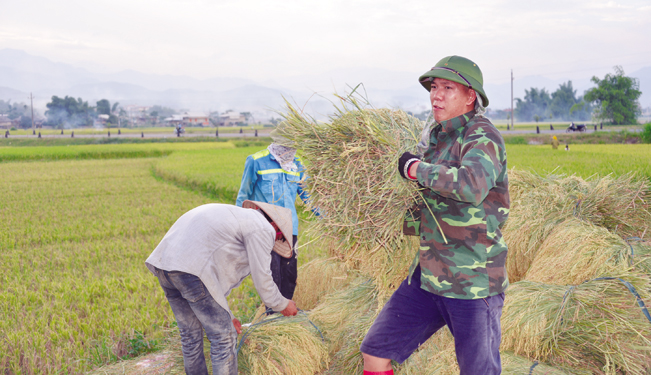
145, 204, 289, 318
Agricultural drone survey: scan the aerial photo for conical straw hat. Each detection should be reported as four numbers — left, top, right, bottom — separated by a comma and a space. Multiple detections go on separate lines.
242, 200, 293, 258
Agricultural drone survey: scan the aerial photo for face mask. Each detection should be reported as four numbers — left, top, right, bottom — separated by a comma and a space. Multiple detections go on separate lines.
275, 231, 286, 242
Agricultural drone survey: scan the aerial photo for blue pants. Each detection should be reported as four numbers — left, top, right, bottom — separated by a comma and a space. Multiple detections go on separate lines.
360, 265, 504, 374
156, 269, 237, 375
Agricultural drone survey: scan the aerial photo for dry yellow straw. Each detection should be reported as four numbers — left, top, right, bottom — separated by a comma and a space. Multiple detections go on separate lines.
503, 170, 651, 282
501, 278, 651, 374
237, 314, 328, 375
524, 218, 631, 285
293, 257, 353, 310
277, 94, 442, 291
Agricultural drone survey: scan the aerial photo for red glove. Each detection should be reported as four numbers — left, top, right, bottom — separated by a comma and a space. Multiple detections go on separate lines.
232, 318, 242, 334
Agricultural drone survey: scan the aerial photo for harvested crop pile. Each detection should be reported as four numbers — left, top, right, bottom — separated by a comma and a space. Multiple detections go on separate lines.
504, 170, 651, 282
501, 278, 651, 374
500, 352, 591, 375
524, 218, 633, 284
237, 313, 329, 375
277, 99, 427, 291
293, 257, 353, 310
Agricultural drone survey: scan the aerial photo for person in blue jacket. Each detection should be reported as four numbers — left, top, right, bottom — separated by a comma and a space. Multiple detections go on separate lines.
235, 130, 310, 300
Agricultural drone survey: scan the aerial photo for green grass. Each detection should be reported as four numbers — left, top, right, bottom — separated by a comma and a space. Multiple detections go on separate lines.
151, 146, 262, 203
0, 142, 234, 162
503, 129, 644, 145
0, 158, 215, 374
506, 144, 651, 180
0, 141, 287, 373
0, 136, 235, 147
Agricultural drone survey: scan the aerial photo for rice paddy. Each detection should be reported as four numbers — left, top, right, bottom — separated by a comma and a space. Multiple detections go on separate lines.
2, 114, 651, 374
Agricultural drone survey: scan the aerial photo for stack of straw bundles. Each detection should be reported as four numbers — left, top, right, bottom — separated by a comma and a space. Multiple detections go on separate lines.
504, 170, 650, 282
278, 99, 426, 291
501, 278, 651, 374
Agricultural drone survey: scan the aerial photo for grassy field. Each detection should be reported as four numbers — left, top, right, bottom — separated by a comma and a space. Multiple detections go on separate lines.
1, 139, 649, 374
507, 144, 651, 180
0, 158, 214, 374
0, 142, 234, 162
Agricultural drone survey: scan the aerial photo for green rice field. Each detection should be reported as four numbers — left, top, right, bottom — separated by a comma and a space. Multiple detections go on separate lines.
1, 139, 649, 374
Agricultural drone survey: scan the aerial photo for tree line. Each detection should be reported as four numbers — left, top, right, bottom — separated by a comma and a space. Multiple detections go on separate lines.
43, 96, 177, 128
515, 66, 642, 125
0, 100, 34, 128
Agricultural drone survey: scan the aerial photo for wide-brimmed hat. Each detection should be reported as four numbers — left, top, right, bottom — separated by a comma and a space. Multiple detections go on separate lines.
242, 200, 293, 258
418, 55, 489, 107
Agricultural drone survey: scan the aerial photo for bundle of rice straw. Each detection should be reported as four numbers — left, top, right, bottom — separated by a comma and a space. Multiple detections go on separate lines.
524, 218, 632, 285
277, 96, 429, 291
236, 314, 328, 375
500, 352, 591, 375
293, 257, 353, 310
501, 278, 651, 374
504, 170, 651, 282
397, 332, 590, 374
630, 238, 651, 276
308, 279, 380, 357
396, 329, 458, 375
322, 307, 379, 375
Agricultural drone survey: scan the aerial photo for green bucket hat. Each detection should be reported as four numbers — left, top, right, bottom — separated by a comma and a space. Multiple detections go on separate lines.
418, 55, 489, 107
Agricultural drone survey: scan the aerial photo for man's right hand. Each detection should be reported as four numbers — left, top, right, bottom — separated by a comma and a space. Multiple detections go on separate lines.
280, 300, 298, 316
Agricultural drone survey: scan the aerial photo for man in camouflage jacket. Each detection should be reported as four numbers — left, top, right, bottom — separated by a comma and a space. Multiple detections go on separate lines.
360, 56, 510, 375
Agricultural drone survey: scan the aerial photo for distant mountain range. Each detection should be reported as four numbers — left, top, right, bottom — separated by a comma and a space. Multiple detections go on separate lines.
1, 48, 649, 120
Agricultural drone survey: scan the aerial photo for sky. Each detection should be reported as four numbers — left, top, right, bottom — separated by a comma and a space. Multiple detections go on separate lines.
1, 0, 650, 87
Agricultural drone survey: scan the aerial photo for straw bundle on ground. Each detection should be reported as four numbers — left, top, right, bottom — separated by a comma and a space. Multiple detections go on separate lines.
277, 99, 427, 291
500, 352, 591, 375
237, 314, 329, 375
321, 306, 379, 375
293, 257, 353, 311
524, 218, 632, 285
630, 239, 651, 276
504, 170, 651, 282
396, 329, 458, 375
308, 279, 380, 357
501, 278, 651, 374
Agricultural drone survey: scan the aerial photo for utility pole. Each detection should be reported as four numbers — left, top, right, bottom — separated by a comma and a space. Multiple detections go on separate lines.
510, 69, 514, 131
29, 93, 35, 130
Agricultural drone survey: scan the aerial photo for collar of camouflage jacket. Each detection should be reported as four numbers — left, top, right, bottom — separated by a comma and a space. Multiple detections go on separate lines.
437, 109, 476, 137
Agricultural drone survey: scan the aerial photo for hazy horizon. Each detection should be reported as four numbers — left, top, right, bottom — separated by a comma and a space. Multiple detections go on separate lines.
2, 0, 649, 84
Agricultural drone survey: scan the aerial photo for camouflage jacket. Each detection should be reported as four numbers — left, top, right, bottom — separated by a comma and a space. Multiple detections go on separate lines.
411, 110, 510, 299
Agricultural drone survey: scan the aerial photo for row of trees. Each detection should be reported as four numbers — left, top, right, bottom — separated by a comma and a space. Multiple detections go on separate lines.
44, 96, 181, 128
515, 67, 642, 125
45, 96, 96, 128
0, 100, 34, 128
515, 81, 593, 122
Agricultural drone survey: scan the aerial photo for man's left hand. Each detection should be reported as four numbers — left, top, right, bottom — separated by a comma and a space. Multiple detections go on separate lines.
232, 318, 242, 334
398, 152, 420, 180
